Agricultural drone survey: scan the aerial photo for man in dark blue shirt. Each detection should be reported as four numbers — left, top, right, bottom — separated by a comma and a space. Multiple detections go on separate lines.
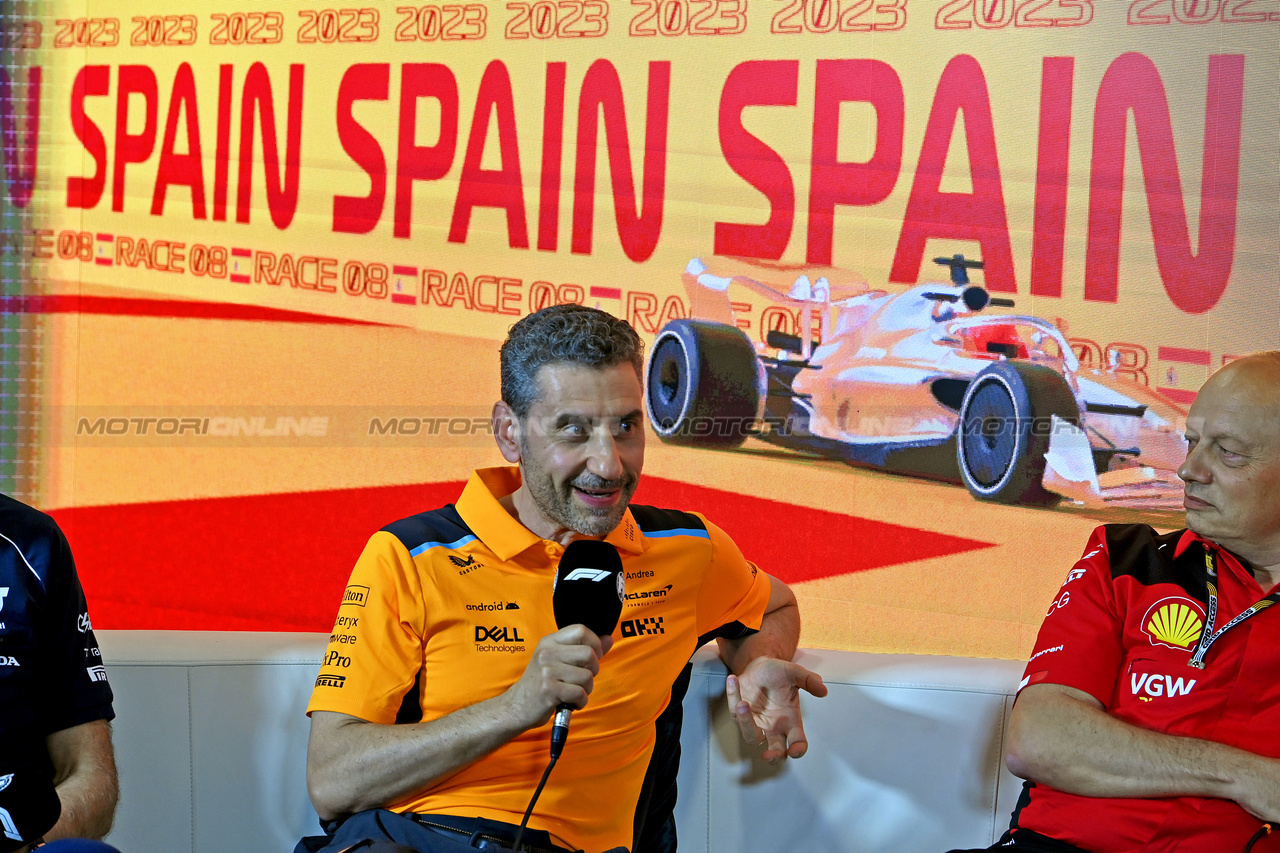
0, 494, 116, 851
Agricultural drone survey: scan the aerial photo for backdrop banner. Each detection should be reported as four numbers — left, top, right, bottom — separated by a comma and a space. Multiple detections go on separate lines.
8, 0, 1277, 656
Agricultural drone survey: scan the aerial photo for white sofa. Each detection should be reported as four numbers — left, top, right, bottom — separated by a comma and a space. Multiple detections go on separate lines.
96, 631, 1025, 853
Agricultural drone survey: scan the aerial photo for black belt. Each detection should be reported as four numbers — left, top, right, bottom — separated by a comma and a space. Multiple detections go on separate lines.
410, 814, 579, 853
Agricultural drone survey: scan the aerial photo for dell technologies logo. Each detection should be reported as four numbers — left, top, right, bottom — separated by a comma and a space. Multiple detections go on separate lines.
474, 624, 526, 653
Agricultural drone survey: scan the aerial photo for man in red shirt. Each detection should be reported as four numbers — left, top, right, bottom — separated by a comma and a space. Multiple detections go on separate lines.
952, 351, 1280, 853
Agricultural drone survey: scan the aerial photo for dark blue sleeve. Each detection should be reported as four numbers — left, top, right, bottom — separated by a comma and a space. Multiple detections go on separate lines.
34, 520, 114, 734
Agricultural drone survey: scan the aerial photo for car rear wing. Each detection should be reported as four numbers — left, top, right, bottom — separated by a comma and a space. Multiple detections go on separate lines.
681, 257, 871, 359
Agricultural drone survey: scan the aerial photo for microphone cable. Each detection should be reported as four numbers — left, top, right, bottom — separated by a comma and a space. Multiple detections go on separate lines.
512, 706, 574, 851
511, 754, 559, 853
1244, 823, 1272, 853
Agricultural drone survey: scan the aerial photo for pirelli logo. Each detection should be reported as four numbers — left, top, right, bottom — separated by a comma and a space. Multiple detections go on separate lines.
342, 585, 369, 608
315, 674, 347, 688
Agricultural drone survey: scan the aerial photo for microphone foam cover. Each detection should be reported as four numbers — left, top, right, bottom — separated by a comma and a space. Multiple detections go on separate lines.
553, 540, 625, 637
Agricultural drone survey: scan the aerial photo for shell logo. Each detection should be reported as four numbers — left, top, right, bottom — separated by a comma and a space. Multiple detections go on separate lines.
1142, 598, 1206, 650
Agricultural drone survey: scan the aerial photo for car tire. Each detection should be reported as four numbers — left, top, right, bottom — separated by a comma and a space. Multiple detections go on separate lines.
646, 320, 759, 448
956, 361, 1080, 506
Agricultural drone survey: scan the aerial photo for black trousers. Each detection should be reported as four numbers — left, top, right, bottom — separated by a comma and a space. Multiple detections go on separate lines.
294, 810, 624, 853
946, 828, 1090, 853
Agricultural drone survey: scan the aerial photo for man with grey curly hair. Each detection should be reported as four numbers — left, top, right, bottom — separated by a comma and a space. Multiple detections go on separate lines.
496, 306, 647, 539
499, 304, 646, 420
302, 304, 825, 853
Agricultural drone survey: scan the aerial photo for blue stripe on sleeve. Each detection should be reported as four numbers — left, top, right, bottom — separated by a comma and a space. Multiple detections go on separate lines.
409, 534, 478, 557
642, 528, 710, 540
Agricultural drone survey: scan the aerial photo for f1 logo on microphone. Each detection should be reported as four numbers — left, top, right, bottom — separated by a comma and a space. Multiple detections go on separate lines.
564, 568, 611, 582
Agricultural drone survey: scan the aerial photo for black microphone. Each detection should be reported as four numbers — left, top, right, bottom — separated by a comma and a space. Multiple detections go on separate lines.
0, 766, 61, 853
549, 539, 624, 758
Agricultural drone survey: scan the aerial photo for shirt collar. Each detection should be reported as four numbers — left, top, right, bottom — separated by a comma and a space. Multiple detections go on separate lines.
1174, 528, 1252, 580
456, 466, 645, 562
1173, 528, 1203, 558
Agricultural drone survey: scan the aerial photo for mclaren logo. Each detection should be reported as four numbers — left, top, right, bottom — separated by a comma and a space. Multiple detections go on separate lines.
315, 674, 347, 688
1142, 598, 1206, 650
626, 584, 672, 602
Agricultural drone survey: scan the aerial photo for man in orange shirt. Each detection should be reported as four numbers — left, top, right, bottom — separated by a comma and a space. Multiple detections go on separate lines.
299, 305, 826, 853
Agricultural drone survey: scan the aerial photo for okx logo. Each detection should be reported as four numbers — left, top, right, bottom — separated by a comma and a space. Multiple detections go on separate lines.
621, 616, 665, 637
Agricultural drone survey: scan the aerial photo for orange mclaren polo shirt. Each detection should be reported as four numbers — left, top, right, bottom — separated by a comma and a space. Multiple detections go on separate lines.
308, 467, 771, 852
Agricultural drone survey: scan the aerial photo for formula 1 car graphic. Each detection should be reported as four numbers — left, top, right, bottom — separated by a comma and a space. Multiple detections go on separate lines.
644, 255, 1187, 507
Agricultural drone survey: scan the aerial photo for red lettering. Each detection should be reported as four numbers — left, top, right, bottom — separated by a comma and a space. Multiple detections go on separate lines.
498, 278, 522, 315
472, 275, 500, 312
32, 230, 53, 259
113, 65, 158, 213
714, 60, 798, 261
152, 63, 206, 219
254, 251, 279, 284
213, 64, 233, 221
443, 272, 473, 309
1085, 53, 1243, 314
0, 65, 39, 209
67, 66, 108, 209
1029, 57, 1074, 298
571, 60, 669, 262
807, 59, 903, 265
236, 63, 304, 229
422, 269, 447, 305
891, 55, 1014, 291
450, 61, 528, 248
394, 64, 459, 239
333, 63, 389, 235
115, 236, 135, 266
277, 253, 299, 287
656, 294, 686, 326
627, 291, 659, 333
537, 63, 567, 252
